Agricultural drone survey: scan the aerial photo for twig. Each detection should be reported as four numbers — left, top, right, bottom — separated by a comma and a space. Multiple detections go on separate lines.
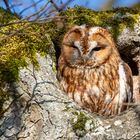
50, 0, 73, 12
3, 0, 11, 12
50, 0, 61, 12
19, 0, 44, 16
0, 23, 30, 42
59, 0, 73, 10
24, 1, 50, 20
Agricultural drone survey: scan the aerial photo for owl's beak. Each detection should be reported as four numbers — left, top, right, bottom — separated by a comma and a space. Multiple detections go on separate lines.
82, 55, 89, 62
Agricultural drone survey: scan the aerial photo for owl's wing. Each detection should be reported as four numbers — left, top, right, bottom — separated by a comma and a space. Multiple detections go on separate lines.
133, 76, 140, 103
123, 62, 133, 103
57, 56, 63, 81
117, 62, 133, 113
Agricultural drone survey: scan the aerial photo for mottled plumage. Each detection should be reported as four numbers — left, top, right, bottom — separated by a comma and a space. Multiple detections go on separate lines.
57, 25, 133, 116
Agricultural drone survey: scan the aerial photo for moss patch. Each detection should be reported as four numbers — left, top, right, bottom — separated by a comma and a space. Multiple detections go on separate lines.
0, 7, 19, 24
0, 88, 9, 117
71, 112, 95, 137
0, 22, 53, 82
60, 6, 139, 40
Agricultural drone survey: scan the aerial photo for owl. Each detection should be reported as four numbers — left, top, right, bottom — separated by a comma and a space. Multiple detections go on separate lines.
57, 25, 133, 116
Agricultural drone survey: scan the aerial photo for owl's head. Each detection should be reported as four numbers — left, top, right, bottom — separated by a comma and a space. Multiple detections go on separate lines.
61, 25, 120, 68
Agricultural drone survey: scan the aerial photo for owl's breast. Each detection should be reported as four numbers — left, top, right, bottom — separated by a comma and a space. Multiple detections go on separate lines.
60, 69, 115, 102
58, 62, 132, 116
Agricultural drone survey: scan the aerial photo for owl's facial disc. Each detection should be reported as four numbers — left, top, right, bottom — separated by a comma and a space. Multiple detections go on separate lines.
70, 39, 111, 68
62, 26, 114, 68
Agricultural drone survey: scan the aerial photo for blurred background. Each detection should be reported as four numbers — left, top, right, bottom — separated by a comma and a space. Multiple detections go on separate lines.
0, 0, 139, 20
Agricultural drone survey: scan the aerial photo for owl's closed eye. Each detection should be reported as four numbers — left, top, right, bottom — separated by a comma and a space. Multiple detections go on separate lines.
58, 25, 133, 116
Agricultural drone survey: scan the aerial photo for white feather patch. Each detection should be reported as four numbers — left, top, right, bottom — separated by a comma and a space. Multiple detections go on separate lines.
88, 41, 98, 49
89, 27, 101, 35
74, 41, 83, 53
118, 62, 127, 112
80, 24, 86, 29
87, 85, 100, 97
74, 92, 82, 105
74, 41, 81, 48
105, 94, 112, 104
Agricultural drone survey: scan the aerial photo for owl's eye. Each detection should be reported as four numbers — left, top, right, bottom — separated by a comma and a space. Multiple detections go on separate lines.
71, 44, 78, 49
91, 47, 102, 52
63, 42, 77, 49
91, 44, 107, 52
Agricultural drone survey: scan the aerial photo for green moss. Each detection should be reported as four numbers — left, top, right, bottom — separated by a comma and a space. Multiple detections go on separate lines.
71, 112, 95, 137
71, 112, 88, 137
0, 7, 19, 24
59, 6, 139, 40
73, 112, 88, 128
0, 22, 54, 83
0, 87, 9, 117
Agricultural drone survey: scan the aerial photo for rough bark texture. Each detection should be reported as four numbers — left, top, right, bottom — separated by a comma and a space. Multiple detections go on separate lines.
117, 16, 140, 75
0, 9, 140, 140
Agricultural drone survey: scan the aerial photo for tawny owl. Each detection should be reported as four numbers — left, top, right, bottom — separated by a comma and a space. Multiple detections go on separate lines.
57, 25, 133, 116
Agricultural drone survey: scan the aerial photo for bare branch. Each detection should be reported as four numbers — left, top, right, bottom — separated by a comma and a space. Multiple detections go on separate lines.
24, 1, 50, 20
19, 0, 44, 16
50, 0, 61, 12
31, 0, 38, 13
3, 0, 11, 12
50, 0, 73, 12
59, 0, 73, 10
